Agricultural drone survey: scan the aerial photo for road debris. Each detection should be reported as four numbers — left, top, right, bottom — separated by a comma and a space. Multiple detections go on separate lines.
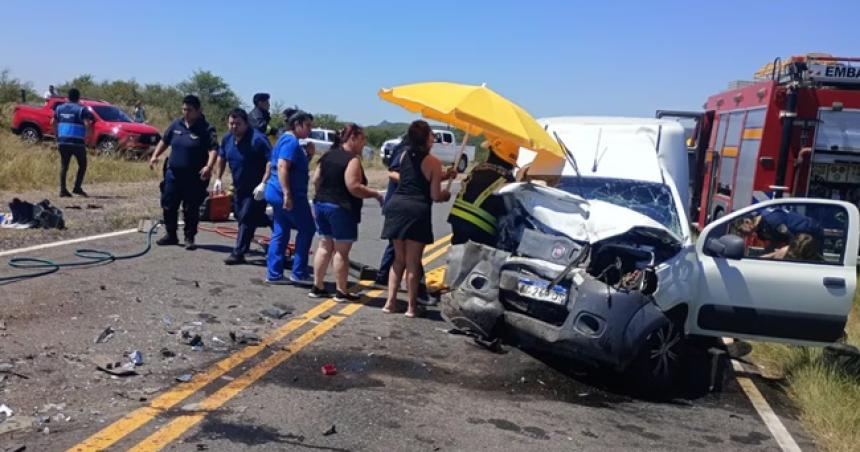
94, 326, 115, 344
0, 403, 13, 421
261, 307, 290, 319
0, 320, 6, 330
319, 313, 331, 320
323, 424, 337, 436
321, 364, 337, 376
92, 355, 137, 377
160, 348, 176, 358
230, 331, 261, 345
176, 374, 193, 383
129, 351, 143, 366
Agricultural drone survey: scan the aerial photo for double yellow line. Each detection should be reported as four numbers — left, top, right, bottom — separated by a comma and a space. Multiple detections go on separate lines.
70, 235, 452, 452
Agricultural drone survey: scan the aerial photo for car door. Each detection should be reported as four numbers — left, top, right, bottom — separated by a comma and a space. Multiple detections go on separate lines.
432, 132, 451, 163
688, 198, 858, 344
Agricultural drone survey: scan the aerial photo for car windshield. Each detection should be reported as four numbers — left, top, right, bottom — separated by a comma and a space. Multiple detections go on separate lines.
556, 177, 682, 237
91, 106, 132, 123
309, 130, 327, 141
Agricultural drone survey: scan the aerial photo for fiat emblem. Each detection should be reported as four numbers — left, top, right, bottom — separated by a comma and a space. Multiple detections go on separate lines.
551, 244, 566, 259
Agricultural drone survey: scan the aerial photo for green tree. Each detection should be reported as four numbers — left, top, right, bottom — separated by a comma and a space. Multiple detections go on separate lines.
313, 113, 344, 131
177, 69, 241, 124
0, 69, 37, 103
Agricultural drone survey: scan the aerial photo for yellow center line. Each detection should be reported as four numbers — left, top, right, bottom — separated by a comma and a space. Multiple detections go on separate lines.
69, 238, 452, 452
129, 245, 451, 451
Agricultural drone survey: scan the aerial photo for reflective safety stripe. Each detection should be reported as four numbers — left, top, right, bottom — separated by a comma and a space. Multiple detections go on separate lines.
473, 177, 507, 207
452, 198, 497, 227
58, 123, 86, 139
450, 206, 496, 235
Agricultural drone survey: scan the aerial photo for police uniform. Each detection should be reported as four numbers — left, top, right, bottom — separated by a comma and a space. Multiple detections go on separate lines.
159, 116, 218, 242
54, 102, 94, 194
448, 142, 517, 246
219, 129, 272, 258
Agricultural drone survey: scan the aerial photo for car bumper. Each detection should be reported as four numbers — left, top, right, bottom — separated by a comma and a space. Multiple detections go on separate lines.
440, 242, 669, 371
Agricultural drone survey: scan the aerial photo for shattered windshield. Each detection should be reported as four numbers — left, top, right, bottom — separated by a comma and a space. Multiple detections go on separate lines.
556, 177, 682, 237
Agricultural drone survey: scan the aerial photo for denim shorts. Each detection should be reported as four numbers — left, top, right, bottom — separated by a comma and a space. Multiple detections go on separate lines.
313, 202, 358, 242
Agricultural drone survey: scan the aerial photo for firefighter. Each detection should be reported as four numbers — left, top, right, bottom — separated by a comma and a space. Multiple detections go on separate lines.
447, 137, 517, 246
149, 95, 218, 250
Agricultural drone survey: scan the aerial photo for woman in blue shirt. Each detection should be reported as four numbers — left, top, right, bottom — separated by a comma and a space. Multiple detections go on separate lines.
264, 110, 316, 285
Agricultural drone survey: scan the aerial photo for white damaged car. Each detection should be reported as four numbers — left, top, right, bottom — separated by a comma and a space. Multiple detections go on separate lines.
441, 117, 858, 390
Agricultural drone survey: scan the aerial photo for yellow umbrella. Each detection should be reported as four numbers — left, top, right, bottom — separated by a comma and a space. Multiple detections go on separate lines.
378, 82, 563, 158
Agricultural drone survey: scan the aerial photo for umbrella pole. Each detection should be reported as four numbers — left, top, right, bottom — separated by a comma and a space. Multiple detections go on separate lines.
446, 132, 469, 191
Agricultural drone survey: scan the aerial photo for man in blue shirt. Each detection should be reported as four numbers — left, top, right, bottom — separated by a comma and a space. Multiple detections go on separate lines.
148, 95, 218, 250
264, 110, 316, 285
52, 88, 94, 197
213, 108, 272, 265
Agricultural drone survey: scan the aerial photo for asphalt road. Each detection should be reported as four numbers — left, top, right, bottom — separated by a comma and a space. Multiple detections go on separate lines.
0, 197, 816, 451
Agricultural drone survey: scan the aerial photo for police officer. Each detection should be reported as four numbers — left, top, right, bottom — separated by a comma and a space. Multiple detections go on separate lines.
148, 95, 218, 250
249, 93, 278, 139
213, 108, 272, 265
52, 87, 94, 197
448, 137, 517, 246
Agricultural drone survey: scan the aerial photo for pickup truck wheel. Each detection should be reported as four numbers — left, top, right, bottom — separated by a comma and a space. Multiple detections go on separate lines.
457, 155, 468, 173
628, 320, 685, 396
19, 126, 42, 145
96, 137, 120, 156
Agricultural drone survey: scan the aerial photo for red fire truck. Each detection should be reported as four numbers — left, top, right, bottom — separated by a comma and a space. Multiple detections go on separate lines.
659, 54, 860, 230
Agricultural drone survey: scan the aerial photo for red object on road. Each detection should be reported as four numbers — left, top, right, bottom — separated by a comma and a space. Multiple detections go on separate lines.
321, 364, 337, 376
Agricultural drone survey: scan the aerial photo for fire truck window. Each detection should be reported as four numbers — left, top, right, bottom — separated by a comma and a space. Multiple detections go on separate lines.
723, 203, 847, 265
815, 110, 860, 152
725, 112, 745, 147
733, 139, 762, 209
744, 109, 766, 129
714, 114, 729, 152
717, 156, 736, 196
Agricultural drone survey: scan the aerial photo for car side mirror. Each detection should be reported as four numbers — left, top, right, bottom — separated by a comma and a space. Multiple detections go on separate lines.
705, 234, 745, 260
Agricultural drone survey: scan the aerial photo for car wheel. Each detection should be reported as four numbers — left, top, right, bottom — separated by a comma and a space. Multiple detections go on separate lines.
20, 125, 41, 145
629, 320, 685, 395
96, 137, 120, 156
457, 155, 468, 173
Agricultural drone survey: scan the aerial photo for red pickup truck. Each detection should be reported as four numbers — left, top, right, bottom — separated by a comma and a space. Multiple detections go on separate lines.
10, 97, 161, 157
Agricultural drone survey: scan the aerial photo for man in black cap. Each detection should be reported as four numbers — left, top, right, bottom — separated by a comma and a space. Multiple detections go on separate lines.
249, 93, 277, 138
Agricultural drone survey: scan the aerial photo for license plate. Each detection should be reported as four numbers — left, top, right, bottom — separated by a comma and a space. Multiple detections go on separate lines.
517, 278, 568, 305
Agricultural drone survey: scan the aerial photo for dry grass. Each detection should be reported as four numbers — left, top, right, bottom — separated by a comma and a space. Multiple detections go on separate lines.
750, 290, 860, 452
0, 131, 158, 192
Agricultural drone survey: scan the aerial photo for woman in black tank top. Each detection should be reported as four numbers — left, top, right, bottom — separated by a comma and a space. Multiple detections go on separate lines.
381, 120, 452, 317
310, 123, 383, 301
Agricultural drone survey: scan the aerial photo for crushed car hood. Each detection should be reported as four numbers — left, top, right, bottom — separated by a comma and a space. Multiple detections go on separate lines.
497, 182, 682, 246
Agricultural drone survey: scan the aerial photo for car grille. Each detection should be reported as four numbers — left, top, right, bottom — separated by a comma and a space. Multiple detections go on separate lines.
138, 133, 160, 145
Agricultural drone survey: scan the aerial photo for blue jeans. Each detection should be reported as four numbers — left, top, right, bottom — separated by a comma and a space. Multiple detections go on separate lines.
265, 189, 315, 281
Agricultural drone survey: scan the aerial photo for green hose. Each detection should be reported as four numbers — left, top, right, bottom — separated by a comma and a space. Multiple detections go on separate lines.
0, 221, 162, 285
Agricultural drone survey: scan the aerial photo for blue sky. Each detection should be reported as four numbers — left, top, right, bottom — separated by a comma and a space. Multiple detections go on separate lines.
2, 1, 858, 125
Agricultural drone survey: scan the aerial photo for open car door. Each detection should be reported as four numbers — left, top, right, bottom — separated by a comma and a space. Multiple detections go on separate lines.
689, 198, 858, 344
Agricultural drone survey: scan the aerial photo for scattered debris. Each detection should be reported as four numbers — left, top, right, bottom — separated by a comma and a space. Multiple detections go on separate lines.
92, 355, 137, 377
180, 402, 203, 412
0, 320, 6, 330
160, 348, 176, 358
129, 351, 143, 366
94, 326, 115, 344
229, 331, 261, 345
261, 307, 290, 319
99, 285, 106, 291
319, 313, 331, 320
194, 281, 200, 288
321, 364, 337, 376
196, 444, 209, 451
6, 444, 26, 452
176, 374, 193, 383
211, 336, 227, 346
323, 424, 337, 436
0, 415, 36, 435
0, 403, 13, 421
186, 335, 204, 348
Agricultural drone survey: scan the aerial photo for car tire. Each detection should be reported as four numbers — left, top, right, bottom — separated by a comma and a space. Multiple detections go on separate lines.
628, 320, 685, 396
19, 125, 42, 145
457, 155, 468, 173
96, 137, 120, 156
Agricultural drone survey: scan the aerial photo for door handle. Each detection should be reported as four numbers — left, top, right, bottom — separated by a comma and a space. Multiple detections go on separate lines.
823, 277, 846, 288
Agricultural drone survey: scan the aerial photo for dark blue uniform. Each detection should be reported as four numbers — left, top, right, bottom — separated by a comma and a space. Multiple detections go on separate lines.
160, 116, 218, 241
219, 129, 271, 257
54, 102, 94, 193
757, 208, 824, 245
